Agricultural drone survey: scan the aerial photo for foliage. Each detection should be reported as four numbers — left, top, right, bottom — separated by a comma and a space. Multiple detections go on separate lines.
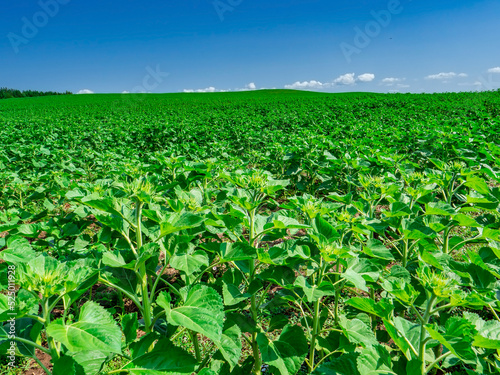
1, 90, 500, 374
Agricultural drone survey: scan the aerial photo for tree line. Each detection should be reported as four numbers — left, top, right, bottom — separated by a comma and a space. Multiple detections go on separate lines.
0, 87, 72, 99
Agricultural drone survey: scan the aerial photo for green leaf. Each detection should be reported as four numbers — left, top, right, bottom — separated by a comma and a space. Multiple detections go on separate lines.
313, 353, 360, 375
339, 316, 378, 347
268, 315, 289, 332
222, 268, 250, 306
124, 338, 197, 374
160, 285, 224, 344
383, 317, 420, 360
159, 212, 205, 238
170, 248, 208, 276
363, 239, 395, 260
356, 345, 396, 375
313, 216, 338, 240
465, 312, 500, 349
220, 242, 257, 262
342, 268, 368, 292
294, 276, 335, 302
425, 317, 477, 364
346, 298, 393, 319
465, 175, 490, 195
425, 202, 457, 216
0, 236, 36, 263
122, 313, 138, 345
257, 324, 308, 375
215, 316, 242, 370
47, 301, 122, 353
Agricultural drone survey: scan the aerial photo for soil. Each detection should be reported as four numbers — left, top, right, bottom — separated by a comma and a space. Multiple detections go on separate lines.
25, 350, 52, 375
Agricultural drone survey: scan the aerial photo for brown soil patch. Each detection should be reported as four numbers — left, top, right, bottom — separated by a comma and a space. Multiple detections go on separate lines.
25, 349, 52, 375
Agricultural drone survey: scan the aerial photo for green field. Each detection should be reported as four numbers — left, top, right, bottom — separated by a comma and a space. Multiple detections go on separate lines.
1, 90, 500, 374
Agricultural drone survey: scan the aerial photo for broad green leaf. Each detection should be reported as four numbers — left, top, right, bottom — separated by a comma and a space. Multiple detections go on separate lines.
294, 276, 335, 302
124, 338, 197, 374
383, 317, 420, 360
0, 236, 36, 263
170, 249, 208, 276
215, 317, 242, 370
159, 212, 205, 238
220, 242, 257, 261
47, 301, 122, 353
363, 239, 395, 260
160, 285, 224, 343
339, 316, 378, 347
465, 175, 490, 195
425, 317, 477, 364
222, 268, 250, 306
312, 353, 360, 375
425, 202, 456, 216
122, 313, 138, 345
346, 298, 393, 319
356, 345, 396, 375
342, 268, 368, 292
257, 324, 308, 375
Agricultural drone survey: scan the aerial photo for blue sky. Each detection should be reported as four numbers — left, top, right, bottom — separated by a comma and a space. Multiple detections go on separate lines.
1, 0, 499, 94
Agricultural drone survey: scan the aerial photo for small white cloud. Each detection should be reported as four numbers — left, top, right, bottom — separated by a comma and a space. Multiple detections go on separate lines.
425, 72, 467, 80
357, 73, 375, 82
285, 80, 325, 90
122, 91, 130, 94
381, 77, 404, 86
246, 82, 256, 90
488, 67, 500, 73
77, 89, 94, 94
183, 87, 217, 93
333, 73, 356, 85
381, 77, 408, 87
382, 77, 401, 84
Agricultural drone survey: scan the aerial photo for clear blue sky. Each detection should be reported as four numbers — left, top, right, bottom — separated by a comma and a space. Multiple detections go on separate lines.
1, 0, 499, 94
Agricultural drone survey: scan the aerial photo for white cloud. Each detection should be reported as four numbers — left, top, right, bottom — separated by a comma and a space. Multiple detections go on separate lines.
382, 78, 401, 84
77, 89, 94, 94
284, 73, 375, 91
333, 73, 356, 85
357, 73, 375, 82
246, 82, 256, 90
183, 87, 217, 93
488, 67, 500, 73
381, 77, 409, 88
122, 91, 130, 94
425, 72, 467, 80
284, 80, 326, 90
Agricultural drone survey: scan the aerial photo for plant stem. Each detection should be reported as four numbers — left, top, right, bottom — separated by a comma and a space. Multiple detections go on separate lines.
442, 227, 450, 254
308, 297, 322, 372
33, 355, 52, 375
42, 298, 59, 360
248, 207, 261, 375
419, 294, 437, 374
190, 330, 202, 362
402, 239, 409, 267
135, 201, 152, 334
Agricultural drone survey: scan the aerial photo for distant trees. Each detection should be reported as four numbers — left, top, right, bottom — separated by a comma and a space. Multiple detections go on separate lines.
0, 87, 72, 99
